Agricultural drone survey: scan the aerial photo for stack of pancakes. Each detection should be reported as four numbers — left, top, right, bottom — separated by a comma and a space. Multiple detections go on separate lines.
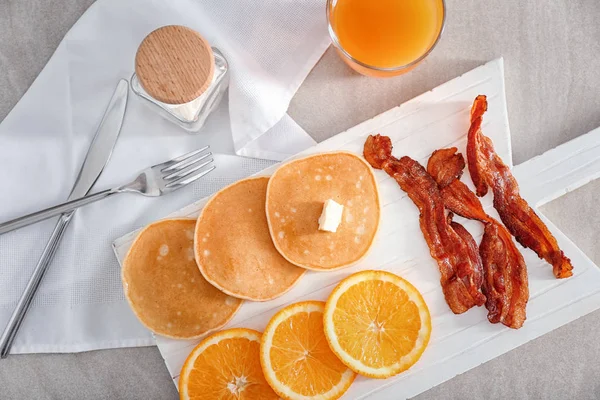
122, 152, 380, 339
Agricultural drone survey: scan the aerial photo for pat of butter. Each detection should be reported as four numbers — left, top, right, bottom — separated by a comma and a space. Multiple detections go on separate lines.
318, 199, 344, 232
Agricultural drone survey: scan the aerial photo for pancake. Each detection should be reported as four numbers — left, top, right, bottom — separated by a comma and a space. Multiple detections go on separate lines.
266, 152, 380, 270
122, 219, 242, 339
194, 177, 306, 301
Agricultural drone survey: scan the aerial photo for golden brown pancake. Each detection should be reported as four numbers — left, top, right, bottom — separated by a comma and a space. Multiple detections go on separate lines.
195, 177, 306, 301
122, 219, 242, 339
266, 152, 380, 270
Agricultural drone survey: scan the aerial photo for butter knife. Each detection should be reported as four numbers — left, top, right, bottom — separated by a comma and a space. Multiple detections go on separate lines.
0, 79, 129, 358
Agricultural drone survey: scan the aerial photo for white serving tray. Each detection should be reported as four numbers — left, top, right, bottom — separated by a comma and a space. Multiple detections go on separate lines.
113, 58, 600, 399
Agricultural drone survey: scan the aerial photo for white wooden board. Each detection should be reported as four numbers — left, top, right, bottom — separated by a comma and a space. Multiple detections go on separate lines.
113, 58, 600, 399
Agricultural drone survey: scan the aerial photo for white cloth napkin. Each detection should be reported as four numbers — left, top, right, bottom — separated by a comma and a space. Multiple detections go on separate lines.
0, 0, 329, 353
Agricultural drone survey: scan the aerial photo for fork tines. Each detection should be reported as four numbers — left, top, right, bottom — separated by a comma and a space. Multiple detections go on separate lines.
161, 146, 215, 188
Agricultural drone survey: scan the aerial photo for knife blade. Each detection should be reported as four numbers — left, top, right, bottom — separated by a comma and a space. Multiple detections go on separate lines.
69, 79, 129, 200
0, 79, 129, 358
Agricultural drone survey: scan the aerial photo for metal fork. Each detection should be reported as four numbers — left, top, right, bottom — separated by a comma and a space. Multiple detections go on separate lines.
0, 146, 215, 235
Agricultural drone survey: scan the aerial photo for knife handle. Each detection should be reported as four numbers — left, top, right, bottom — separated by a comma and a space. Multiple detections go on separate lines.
0, 188, 117, 235
0, 213, 74, 358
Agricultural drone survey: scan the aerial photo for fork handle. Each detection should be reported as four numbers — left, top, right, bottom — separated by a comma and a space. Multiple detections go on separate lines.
0, 188, 118, 235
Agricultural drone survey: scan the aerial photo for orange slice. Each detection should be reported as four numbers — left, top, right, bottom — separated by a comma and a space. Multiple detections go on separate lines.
179, 328, 279, 400
323, 270, 431, 378
260, 301, 356, 400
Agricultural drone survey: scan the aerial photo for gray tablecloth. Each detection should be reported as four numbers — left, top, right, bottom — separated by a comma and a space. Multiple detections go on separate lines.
1, 0, 600, 399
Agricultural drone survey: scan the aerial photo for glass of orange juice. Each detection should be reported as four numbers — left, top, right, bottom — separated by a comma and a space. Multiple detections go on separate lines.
327, 0, 446, 77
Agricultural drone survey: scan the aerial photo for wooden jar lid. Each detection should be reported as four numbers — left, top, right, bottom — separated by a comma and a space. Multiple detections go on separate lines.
135, 25, 215, 105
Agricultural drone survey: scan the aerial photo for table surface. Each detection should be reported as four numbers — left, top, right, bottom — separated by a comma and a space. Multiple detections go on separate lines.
1, 0, 600, 399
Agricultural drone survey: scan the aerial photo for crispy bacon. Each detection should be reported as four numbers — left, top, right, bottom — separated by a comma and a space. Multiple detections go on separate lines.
363, 133, 393, 170
428, 147, 529, 328
364, 135, 485, 314
428, 147, 489, 221
467, 95, 489, 197
467, 95, 573, 279
427, 148, 465, 187
480, 223, 528, 328
441, 182, 489, 221
428, 148, 489, 221
450, 220, 485, 295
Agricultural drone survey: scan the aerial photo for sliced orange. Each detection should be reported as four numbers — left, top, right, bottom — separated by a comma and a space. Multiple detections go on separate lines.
260, 301, 356, 400
323, 270, 431, 379
179, 328, 279, 400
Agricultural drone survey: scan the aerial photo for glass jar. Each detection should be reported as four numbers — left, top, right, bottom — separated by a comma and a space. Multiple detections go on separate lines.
131, 25, 229, 133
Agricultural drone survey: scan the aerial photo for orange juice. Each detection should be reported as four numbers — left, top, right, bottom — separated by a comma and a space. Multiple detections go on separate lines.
329, 0, 444, 74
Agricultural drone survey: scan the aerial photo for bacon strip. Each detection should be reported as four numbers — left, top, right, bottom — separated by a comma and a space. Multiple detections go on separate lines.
428, 147, 529, 328
428, 148, 489, 221
480, 223, 528, 328
427, 148, 465, 188
429, 148, 489, 221
450, 220, 485, 295
467, 95, 573, 279
364, 135, 485, 314
466, 97, 489, 197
